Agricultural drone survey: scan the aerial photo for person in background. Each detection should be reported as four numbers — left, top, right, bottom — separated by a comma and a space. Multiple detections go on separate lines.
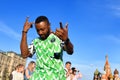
20, 16, 74, 80
24, 61, 36, 80
9, 65, 19, 80
65, 61, 72, 80
113, 69, 120, 80
70, 67, 82, 80
11, 64, 24, 80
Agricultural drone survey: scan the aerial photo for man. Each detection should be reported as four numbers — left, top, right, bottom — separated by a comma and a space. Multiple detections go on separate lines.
20, 16, 74, 80
24, 61, 36, 80
65, 61, 72, 80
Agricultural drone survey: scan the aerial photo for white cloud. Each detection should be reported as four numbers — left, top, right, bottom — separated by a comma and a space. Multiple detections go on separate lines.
103, 35, 120, 44
0, 21, 21, 41
104, 0, 120, 17
110, 5, 120, 16
97, 35, 120, 45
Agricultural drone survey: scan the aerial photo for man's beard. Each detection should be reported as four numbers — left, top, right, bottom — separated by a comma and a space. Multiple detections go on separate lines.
40, 30, 50, 40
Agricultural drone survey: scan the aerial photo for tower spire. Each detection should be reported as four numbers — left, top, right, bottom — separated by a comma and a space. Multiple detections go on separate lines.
105, 55, 109, 65
104, 55, 111, 79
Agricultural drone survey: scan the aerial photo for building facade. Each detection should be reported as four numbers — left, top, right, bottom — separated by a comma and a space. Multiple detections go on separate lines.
93, 55, 120, 80
0, 51, 26, 80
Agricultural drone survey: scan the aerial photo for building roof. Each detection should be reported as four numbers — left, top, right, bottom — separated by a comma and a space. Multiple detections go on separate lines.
94, 69, 99, 75
0, 50, 22, 57
105, 55, 109, 65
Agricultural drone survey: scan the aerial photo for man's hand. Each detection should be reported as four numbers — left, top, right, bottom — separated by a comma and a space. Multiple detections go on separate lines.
55, 22, 73, 54
55, 22, 68, 41
23, 17, 34, 33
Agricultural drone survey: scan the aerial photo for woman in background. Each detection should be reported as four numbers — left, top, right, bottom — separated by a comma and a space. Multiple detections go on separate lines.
70, 67, 82, 80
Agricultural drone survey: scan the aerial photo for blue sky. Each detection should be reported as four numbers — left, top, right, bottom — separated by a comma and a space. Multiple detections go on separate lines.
0, 0, 120, 79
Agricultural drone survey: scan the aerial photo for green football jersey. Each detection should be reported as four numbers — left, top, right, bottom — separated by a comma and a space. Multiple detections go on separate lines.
30, 33, 66, 80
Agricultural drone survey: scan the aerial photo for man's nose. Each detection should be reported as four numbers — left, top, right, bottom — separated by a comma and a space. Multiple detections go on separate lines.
39, 31, 43, 35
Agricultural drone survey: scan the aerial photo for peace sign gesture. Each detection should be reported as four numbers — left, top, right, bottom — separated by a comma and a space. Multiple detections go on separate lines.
55, 22, 68, 41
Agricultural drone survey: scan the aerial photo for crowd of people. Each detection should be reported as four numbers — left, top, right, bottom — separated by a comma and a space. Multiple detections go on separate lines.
10, 61, 82, 80
9, 61, 36, 80
65, 61, 82, 80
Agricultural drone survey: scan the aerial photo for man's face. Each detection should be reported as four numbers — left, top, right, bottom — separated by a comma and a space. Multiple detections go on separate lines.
66, 63, 71, 70
35, 21, 50, 40
32, 63, 36, 69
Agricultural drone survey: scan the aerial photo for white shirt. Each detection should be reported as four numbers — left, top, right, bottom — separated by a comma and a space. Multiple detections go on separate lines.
12, 71, 24, 80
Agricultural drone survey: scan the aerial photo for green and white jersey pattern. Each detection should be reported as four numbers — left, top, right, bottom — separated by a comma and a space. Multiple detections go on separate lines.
30, 33, 66, 80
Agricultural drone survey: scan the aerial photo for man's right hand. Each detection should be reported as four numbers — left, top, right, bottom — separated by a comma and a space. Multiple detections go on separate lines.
23, 17, 34, 33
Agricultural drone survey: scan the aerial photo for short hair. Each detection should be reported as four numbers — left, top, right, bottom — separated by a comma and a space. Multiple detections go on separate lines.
35, 16, 50, 25
28, 61, 35, 66
16, 64, 24, 69
30, 61, 35, 64
18, 64, 24, 67
65, 61, 71, 65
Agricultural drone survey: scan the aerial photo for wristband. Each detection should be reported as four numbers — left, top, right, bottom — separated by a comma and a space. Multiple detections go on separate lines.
22, 31, 27, 33
65, 38, 70, 45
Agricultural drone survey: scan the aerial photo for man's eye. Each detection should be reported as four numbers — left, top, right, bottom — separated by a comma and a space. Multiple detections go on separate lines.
37, 29, 40, 32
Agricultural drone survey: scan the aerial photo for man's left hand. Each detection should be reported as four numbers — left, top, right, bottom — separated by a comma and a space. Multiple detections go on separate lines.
55, 22, 68, 41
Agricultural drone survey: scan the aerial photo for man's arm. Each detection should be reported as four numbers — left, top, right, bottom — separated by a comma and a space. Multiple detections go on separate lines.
63, 38, 73, 55
20, 17, 33, 58
20, 32, 30, 58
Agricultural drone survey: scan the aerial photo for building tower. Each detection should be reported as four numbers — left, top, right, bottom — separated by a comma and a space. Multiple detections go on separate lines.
93, 69, 101, 80
104, 55, 111, 79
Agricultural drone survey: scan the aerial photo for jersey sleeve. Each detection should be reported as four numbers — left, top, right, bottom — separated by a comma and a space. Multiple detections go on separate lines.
28, 41, 35, 56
